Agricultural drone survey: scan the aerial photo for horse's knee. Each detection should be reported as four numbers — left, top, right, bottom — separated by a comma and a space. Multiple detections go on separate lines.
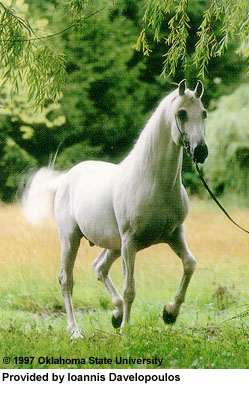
58, 269, 65, 286
92, 251, 111, 281
183, 254, 196, 275
123, 287, 136, 304
59, 269, 73, 293
94, 264, 108, 281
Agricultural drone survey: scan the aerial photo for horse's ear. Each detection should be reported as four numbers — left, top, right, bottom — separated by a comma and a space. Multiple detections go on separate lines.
178, 79, 186, 96
194, 80, 204, 98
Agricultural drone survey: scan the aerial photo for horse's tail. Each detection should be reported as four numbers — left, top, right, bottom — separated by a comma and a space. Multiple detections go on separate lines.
21, 167, 66, 225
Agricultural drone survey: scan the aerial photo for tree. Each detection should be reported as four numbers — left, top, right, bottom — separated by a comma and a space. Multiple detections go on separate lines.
56, 1, 150, 162
0, 0, 248, 109
0, 0, 248, 201
0, 0, 66, 107
136, 0, 249, 80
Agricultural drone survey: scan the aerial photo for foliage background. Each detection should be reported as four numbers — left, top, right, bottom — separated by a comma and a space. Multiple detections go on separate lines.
0, 1, 248, 370
0, 0, 248, 202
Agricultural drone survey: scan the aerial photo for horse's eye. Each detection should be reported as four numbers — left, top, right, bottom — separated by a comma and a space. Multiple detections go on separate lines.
177, 109, 187, 122
202, 110, 207, 119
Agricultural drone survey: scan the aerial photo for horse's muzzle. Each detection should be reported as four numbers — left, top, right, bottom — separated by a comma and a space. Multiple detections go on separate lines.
193, 143, 208, 164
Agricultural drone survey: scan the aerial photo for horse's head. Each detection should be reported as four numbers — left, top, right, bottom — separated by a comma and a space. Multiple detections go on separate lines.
172, 79, 208, 164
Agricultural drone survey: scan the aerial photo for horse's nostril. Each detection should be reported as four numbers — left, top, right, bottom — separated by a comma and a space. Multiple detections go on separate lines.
193, 143, 208, 163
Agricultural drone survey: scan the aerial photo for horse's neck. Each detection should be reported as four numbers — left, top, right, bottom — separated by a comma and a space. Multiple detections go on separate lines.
122, 99, 183, 191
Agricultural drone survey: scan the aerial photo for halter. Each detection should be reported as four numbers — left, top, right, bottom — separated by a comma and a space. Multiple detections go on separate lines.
175, 114, 191, 155
175, 114, 249, 235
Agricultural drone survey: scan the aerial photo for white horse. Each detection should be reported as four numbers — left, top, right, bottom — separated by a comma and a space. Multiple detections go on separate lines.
22, 80, 208, 339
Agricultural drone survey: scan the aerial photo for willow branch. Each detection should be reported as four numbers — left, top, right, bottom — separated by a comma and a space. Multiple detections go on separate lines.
0, 6, 106, 43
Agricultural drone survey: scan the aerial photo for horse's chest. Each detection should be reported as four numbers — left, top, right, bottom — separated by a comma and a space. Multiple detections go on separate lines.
130, 198, 187, 249
114, 176, 188, 249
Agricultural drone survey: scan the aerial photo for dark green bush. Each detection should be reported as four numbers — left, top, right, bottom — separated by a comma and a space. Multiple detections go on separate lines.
204, 84, 249, 198
0, 139, 37, 202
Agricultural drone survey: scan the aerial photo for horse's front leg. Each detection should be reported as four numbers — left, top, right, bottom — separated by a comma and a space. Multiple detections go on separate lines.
121, 237, 137, 329
163, 225, 196, 324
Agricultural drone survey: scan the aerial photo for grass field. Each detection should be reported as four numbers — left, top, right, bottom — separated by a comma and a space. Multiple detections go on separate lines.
0, 199, 248, 369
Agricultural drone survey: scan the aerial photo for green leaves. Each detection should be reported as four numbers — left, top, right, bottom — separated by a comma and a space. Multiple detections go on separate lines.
137, 0, 249, 79
163, 0, 190, 77
204, 84, 249, 197
26, 47, 66, 107
0, 1, 66, 108
66, 0, 89, 19
135, 29, 152, 56
1, 0, 248, 110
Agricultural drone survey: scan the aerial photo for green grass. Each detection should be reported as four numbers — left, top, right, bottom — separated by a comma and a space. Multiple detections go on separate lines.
0, 304, 248, 369
0, 202, 248, 369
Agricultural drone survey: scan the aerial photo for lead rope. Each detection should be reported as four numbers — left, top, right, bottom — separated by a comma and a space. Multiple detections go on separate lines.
195, 163, 249, 234
175, 115, 249, 235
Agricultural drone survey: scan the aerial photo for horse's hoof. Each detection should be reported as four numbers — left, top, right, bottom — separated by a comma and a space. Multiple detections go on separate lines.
111, 314, 123, 329
70, 330, 84, 340
162, 307, 177, 325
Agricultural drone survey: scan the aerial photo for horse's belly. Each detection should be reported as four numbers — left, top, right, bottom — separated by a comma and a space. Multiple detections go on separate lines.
70, 163, 121, 249
76, 203, 121, 250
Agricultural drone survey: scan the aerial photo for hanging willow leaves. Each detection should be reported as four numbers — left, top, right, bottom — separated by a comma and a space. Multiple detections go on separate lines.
0, 1, 66, 107
0, 0, 248, 109
0, 0, 98, 108
137, 0, 249, 79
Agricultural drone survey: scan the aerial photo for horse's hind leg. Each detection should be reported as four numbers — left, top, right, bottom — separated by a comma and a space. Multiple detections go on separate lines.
163, 225, 196, 324
120, 239, 136, 329
58, 228, 82, 339
92, 249, 123, 328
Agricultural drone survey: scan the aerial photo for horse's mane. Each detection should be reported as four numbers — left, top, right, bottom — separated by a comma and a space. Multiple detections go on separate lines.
121, 88, 179, 172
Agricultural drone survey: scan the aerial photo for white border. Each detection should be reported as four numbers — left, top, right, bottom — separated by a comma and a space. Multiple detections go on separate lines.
0, 369, 248, 393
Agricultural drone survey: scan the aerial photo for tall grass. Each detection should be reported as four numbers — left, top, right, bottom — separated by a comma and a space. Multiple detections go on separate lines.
0, 200, 248, 369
